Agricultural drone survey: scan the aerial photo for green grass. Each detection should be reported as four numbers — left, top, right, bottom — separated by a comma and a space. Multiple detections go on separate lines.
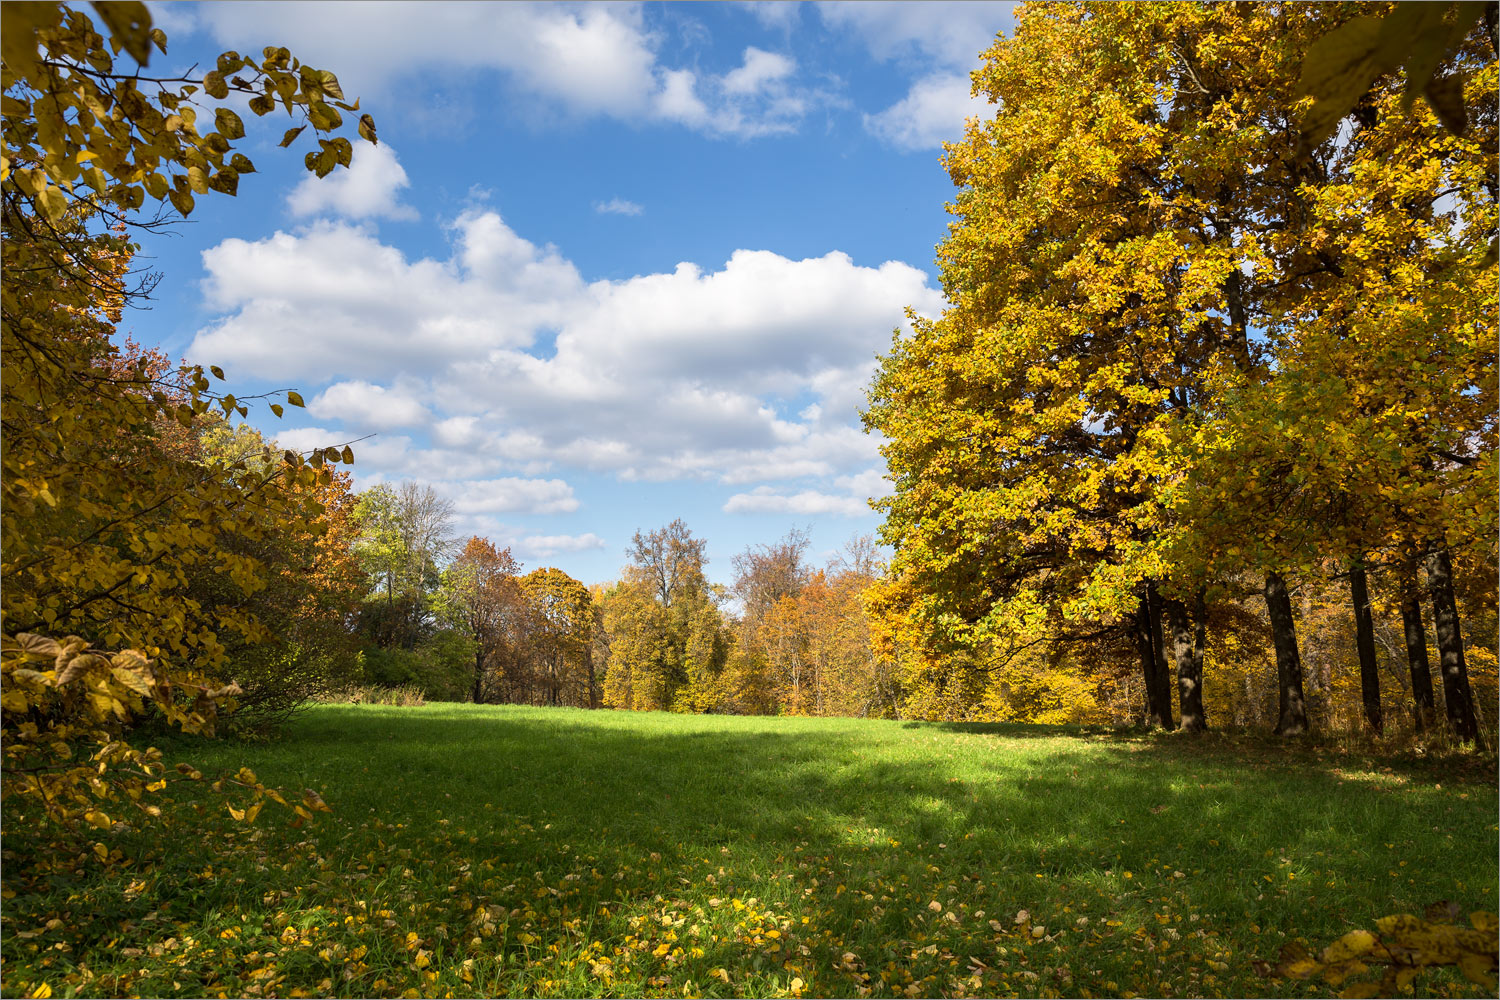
3, 705, 1496, 998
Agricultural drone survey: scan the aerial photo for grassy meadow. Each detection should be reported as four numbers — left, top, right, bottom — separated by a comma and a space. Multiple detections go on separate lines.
3, 705, 1496, 999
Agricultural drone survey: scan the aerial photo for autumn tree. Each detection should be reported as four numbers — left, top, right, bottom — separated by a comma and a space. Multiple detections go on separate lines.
601, 521, 728, 711
353, 482, 455, 650
867, 1, 1495, 740
521, 568, 596, 708
442, 537, 525, 704
2, 0, 374, 832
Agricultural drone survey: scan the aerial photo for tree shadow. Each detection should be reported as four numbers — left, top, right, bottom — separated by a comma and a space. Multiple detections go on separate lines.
24, 706, 1493, 998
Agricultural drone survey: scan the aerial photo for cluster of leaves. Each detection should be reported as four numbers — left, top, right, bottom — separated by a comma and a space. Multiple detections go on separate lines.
1, 1, 375, 840
2, 0, 374, 221
0, 632, 330, 843
1264, 903, 1498, 997
1300, 1, 1495, 142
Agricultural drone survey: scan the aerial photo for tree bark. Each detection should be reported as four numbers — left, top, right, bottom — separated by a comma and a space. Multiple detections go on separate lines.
1135, 589, 1172, 728
1192, 590, 1208, 712
1264, 570, 1309, 735
1397, 554, 1437, 731
1166, 595, 1207, 732
472, 645, 486, 705
1147, 583, 1176, 728
1425, 547, 1479, 742
1349, 560, 1382, 734
584, 644, 597, 709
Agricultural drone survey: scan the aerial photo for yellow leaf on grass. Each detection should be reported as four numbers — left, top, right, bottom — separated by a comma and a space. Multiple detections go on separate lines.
1322, 929, 1377, 963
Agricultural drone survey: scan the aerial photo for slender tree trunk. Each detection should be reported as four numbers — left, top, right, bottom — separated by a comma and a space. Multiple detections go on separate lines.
472, 644, 486, 705
1425, 547, 1479, 742
1348, 560, 1382, 734
1263, 570, 1309, 735
1166, 595, 1207, 732
584, 644, 596, 709
1398, 554, 1437, 731
1147, 582, 1176, 728
1135, 591, 1172, 728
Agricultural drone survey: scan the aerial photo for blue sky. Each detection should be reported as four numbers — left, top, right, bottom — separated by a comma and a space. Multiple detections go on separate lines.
128, 0, 1015, 586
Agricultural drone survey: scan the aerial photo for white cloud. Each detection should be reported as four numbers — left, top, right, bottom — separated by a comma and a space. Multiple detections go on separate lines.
192, 213, 583, 379
722, 47, 794, 95
191, 208, 939, 491
595, 197, 644, 216
814, 1, 1014, 68
811, 1, 1010, 150
286, 142, 417, 221
864, 72, 988, 151
836, 467, 893, 503
521, 533, 608, 558
740, 1, 803, 32
195, 2, 821, 139
143, 1, 200, 40
443, 478, 580, 515
723, 487, 872, 517
309, 380, 430, 431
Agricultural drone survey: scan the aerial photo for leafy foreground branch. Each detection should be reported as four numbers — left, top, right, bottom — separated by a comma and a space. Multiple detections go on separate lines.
1261, 903, 1498, 997
2, 632, 330, 837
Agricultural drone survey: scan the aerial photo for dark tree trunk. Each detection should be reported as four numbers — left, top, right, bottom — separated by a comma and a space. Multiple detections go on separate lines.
1425, 547, 1479, 742
1263, 570, 1309, 735
1166, 595, 1207, 732
1398, 554, 1437, 731
1349, 560, 1382, 734
1147, 583, 1175, 728
1192, 589, 1208, 717
472, 644, 485, 705
584, 644, 597, 709
1135, 589, 1172, 728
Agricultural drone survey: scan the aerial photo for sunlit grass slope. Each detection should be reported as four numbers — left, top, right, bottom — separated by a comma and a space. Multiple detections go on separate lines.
4, 705, 1496, 998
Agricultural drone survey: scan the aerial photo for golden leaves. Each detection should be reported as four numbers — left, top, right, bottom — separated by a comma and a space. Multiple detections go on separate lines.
1263, 906, 1499, 997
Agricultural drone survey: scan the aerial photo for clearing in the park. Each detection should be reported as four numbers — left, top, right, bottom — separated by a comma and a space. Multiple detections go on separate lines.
3, 704, 1495, 999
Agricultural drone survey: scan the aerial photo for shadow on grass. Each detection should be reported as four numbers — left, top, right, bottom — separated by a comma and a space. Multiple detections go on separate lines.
7, 706, 1496, 998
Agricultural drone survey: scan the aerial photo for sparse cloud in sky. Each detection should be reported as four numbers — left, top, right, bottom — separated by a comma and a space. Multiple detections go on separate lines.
594, 197, 644, 216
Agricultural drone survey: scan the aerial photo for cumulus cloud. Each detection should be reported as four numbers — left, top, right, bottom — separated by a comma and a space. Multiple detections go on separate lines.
722, 487, 872, 517
194, 2, 820, 139
522, 533, 609, 558
309, 380, 430, 431
814, 1, 1014, 67
192, 213, 583, 378
816, 1, 1011, 149
442, 478, 580, 515
723, 466, 891, 517
863, 73, 987, 151
286, 142, 417, 221
189, 208, 940, 488
652, 46, 817, 138
722, 47, 794, 95
594, 197, 644, 216
188, 202, 940, 568
836, 467, 894, 503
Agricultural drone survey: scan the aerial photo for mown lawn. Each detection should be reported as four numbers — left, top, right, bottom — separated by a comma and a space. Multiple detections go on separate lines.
3, 705, 1496, 998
